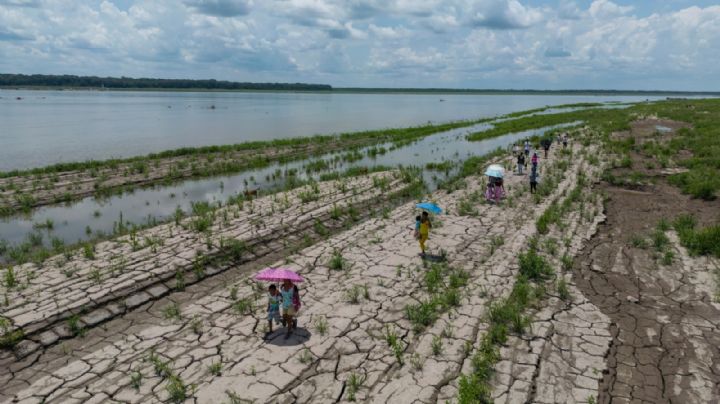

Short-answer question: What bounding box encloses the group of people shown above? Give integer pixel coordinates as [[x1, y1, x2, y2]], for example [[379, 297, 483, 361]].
[[513, 139, 541, 192], [266, 279, 302, 339], [513, 131, 568, 193], [265, 132, 572, 340]]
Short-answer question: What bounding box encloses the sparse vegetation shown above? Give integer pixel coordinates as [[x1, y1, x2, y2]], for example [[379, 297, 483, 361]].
[[162, 303, 182, 321]]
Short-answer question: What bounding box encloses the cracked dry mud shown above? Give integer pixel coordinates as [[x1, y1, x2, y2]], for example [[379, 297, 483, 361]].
[[572, 188, 720, 403], [3, 122, 715, 404], [0, 134, 590, 404], [0, 172, 408, 355], [490, 119, 720, 404]]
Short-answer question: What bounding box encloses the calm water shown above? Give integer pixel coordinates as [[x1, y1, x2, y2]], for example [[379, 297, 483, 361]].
[[0, 121, 576, 248], [0, 90, 663, 171]]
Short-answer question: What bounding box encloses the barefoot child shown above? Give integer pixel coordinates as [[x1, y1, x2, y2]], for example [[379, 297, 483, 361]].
[[266, 285, 282, 335]]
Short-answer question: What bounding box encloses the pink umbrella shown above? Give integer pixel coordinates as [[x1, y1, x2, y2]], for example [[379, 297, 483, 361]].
[[254, 268, 304, 283]]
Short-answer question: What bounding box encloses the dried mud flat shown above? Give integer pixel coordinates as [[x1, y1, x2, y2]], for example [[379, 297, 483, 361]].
[[571, 119, 720, 403], [1, 121, 718, 403]]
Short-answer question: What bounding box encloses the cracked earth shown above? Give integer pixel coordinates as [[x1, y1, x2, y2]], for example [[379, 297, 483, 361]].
[[1, 122, 718, 403]]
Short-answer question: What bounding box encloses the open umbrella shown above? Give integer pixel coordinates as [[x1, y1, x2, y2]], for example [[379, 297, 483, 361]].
[[484, 164, 504, 178], [416, 202, 442, 215], [255, 268, 304, 283]]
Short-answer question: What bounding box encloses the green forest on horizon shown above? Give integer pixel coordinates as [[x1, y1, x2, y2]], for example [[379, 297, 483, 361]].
[[1, 73, 718, 95]]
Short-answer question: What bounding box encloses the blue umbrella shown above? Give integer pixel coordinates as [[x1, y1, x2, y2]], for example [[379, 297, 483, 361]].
[[484, 164, 505, 179], [416, 202, 442, 215]]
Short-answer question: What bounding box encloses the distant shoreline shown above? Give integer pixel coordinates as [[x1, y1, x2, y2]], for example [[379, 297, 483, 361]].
[[1, 86, 717, 97]]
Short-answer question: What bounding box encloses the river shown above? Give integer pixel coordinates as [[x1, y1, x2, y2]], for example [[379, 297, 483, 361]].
[[0, 89, 663, 172]]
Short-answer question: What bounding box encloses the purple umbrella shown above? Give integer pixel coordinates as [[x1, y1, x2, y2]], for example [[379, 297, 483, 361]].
[[254, 268, 305, 283]]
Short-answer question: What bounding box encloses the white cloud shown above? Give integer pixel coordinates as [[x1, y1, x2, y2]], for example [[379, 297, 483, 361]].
[[588, 0, 633, 18], [0, 0, 719, 89], [468, 0, 544, 29]]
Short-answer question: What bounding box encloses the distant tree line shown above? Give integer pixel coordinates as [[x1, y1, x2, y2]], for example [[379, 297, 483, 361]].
[[336, 87, 720, 96], [0, 73, 332, 91]]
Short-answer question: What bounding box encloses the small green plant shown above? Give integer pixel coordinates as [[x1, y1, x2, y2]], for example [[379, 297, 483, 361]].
[[518, 249, 553, 281], [431, 335, 443, 356], [561, 254, 573, 271], [208, 361, 222, 376], [166, 374, 187, 403], [314, 220, 329, 237], [3, 266, 16, 288], [130, 370, 142, 390], [298, 348, 313, 364], [67, 314, 85, 337], [83, 243, 95, 260], [630, 234, 648, 249], [557, 278, 570, 301], [226, 239, 246, 261], [346, 372, 366, 401], [652, 229, 670, 251], [392, 340, 405, 365], [88, 268, 102, 284], [409, 352, 424, 370], [175, 270, 185, 291], [229, 285, 238, 301], [232, 298, 252, 315], [490, 235, 504, 254], [328, 249, 349, 271], [330, 204, 342, 220], [314, 316, 329, 336], [346, 285, 362, 304], [191, 315, 203, 335], [384, 325, 398, 347], [0, 318, 24, 349], [162, 303, 182, 321], [657, 219, 671, 232], [661, 250, 675, 266]]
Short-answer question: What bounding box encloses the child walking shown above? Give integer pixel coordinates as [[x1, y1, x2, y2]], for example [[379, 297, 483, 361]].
[[266, 284, 282, 336], [280, 279, 298, 339]]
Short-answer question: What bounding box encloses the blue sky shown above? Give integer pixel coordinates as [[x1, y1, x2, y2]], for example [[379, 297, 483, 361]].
[[0, 0, 719, 90]]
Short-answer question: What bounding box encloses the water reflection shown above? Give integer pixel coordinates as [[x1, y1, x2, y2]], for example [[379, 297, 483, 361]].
[[0, 121, 578, 248]]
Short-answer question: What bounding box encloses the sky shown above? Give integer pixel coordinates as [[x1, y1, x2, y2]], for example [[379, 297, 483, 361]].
[[0, 0, 719, 90]]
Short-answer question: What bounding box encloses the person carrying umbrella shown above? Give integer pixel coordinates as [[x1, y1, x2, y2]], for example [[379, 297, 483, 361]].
[[414, 203, 440, 258], [255, 268, 304, 339], [418, 211, 432, 257], [280, 279, 301, 339]]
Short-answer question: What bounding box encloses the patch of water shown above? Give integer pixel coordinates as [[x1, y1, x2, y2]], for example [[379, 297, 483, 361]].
[[0, 122, 576, 250]]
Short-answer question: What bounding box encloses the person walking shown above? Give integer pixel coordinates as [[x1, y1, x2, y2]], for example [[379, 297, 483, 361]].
[[517, 153, 525, 175], [418, 211, 432, 257], [529, 168, 539, 193], [531, 152, 539, 171], [523, 139, 530, 157], [280, 279, 299, 339]]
